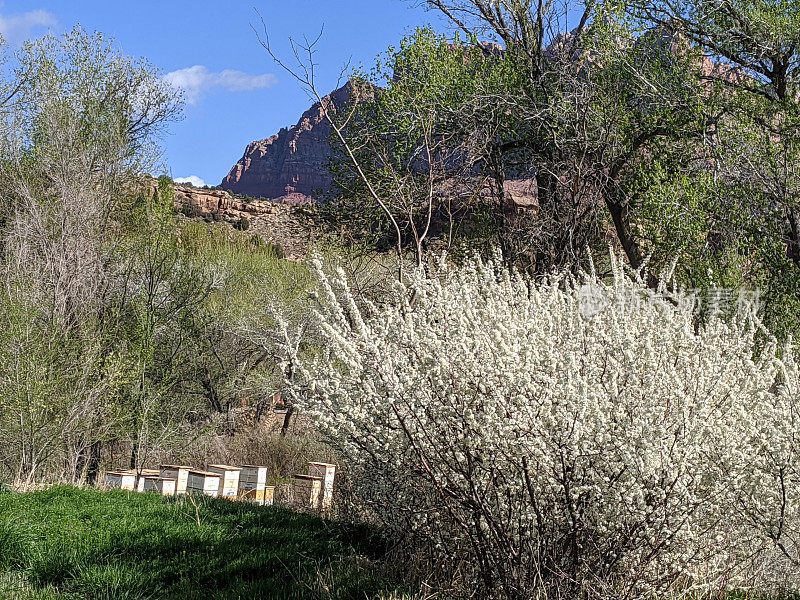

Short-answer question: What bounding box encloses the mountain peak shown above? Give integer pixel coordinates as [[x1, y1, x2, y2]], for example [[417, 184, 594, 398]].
[[220, 83, 354, 201]]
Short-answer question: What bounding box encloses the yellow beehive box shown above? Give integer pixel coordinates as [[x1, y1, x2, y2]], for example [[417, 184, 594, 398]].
[[238, 485, 275, 506], [104, 471, 137, 491], [207, 465, 241, 499], [142, 476, 177, 496], [159, 465, 192, 495], [186, 470, 221, 496], [308, 462, 336, 509], [293, 474, 323, 511], [136, 469, 161, 492]]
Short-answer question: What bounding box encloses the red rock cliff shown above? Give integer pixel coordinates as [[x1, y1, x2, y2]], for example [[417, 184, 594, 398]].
[[220, 83, 354, 200]]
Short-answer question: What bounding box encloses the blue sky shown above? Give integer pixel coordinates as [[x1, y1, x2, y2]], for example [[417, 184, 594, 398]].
[[1, 1, 445, 186]]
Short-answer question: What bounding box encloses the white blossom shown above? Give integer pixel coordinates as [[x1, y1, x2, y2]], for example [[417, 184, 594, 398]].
[[288, 253, 800, 599]]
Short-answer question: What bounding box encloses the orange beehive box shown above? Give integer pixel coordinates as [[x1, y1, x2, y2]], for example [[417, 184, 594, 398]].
[[142, 476, 177, 496], [207, 465, 241, 498], [159, 465, 192, 495], [186, 470, 221, 496], [293, 474, 323, 511], [308, 462, 336, 509]]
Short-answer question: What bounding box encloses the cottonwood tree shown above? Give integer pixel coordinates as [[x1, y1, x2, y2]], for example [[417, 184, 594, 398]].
[[625, 0, 800, 336], [325, 30, 506, 264], [0, 28, 182, 484], [115, 179, 212, 471], [322, 2, 714, 276]]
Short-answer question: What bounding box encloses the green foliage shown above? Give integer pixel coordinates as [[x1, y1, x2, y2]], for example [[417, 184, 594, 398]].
[[0, 486, 405, 599], [233, 214, 250, 231], [180, 203, 203, 219], [325, 28, 518, 255]]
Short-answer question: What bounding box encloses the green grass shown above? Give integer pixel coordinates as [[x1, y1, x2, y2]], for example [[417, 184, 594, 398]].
[[0, 486, 407, 599]]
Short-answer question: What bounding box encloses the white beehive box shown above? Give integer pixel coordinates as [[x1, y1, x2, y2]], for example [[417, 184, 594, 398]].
[[207, 465, 241, 499], [293, 475, 323, 511], [142, 476, 177, 496], [136, 469, 160, 492], [104, 471, 137, 491], [308, 462, 336, 509], [186, 470, 221, 496], [159, 465, 192, 495]]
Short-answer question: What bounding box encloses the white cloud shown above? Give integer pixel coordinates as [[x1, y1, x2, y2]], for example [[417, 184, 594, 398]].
[[174, 175, 206, 188], [0, 8, 57, 44], [164, 65, 278, 105]]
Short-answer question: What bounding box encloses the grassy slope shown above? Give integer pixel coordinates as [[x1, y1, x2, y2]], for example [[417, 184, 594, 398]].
[[0, 486, 406, 600]]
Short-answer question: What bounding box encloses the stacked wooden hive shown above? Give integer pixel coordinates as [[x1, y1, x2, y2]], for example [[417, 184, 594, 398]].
[[292, 462, 336, 512]]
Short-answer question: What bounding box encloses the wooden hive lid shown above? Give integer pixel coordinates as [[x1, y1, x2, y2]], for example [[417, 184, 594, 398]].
[[160, 464, 193, 469], [294, 474, 324, 481], [208, 464, 242, 471], [187, 469, 222, 478]]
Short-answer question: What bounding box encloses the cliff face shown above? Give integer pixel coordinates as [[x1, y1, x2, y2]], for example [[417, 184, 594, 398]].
[[220, 84, 354, 201], [161, 182, 312, 260]]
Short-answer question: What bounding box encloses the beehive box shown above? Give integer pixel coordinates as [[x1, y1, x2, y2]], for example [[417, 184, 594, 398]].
[[104, 471, 137, 491], [238, 466, 268, 505], [238, 483, 275, 506], [308, 462, 336, 509], [207, 465, 241, 499], [159, 465, 192, 495], [135, 469, 161, 493], [293, 475, 323, 511], [239, 466, 268, 488], [186, 470, 221, 496], [142, 476, 177, 496]]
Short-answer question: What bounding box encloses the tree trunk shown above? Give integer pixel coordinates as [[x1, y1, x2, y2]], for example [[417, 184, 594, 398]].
[[86, 441, 101, 485]]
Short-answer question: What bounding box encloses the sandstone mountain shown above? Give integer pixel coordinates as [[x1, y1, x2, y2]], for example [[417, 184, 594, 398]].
[[220, 84, 354, 201]]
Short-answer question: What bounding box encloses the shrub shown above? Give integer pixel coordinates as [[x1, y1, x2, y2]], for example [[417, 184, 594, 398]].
[[180, 203, 202, 219], [234, 215, 250, 231], [289, 253, 800, 599]]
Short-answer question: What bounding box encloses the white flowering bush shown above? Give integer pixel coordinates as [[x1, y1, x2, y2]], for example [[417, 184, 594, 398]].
[[287, 254, 800, 599]]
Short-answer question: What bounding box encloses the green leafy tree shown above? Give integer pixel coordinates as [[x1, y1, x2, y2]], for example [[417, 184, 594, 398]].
[[0, 28, 183, 483], [627, 0, 800, 335]]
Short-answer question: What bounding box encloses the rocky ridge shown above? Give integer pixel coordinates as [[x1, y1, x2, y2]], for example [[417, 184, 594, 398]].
[[171, 183, 312, 260]]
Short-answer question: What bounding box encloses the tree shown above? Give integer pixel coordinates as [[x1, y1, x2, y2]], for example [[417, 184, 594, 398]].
[[0, 27, 183, 484], [626, 0, 800, 335], [115, 178, 211, 471], [315, 2, 714, 278]]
